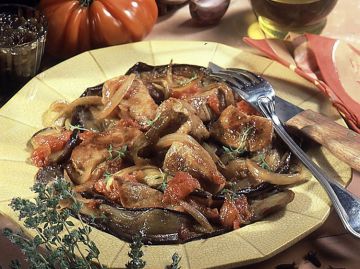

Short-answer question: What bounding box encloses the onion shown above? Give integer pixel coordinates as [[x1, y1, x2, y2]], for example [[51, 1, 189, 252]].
[[156, 133, 198, 149], [94, 74, 136, 120], [246, 159, 307, 185], [179, 200, 213, 233]]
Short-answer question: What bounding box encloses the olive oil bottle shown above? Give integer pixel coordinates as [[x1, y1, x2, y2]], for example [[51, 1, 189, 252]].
[[250, 0, 338, 38]]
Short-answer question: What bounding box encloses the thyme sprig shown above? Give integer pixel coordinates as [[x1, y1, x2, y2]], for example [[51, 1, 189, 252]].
[[177, 73, 198, 86], [125, 235, 146, 269], [4, 179, 103, 269], [144, 114, 160, 127], [168, 253, 181, 269], [257, 153, 271, 171], [222, 125, 255, 158], [107, 144, 128, 161], [155, 170, 169, 192], [3, 180, 182, 269], [69, 124, 91, 132]]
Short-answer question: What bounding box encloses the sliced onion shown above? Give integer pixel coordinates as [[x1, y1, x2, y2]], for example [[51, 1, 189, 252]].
[[94, 74, 136, 120], [179, 200, 213, 233], [246, 159, 307, 185], [156, 133, 198, 149]]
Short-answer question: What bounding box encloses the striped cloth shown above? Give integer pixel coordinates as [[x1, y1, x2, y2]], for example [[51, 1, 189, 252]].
[[244, 34, 360, 133]]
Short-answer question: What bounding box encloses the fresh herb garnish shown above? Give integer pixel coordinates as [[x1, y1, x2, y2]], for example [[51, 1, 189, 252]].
[[177, 73, 198, 86], [107, 144, 128, 161], [4, 179, 104, 269], [157, 170, 169, 192], [168, 252, 181, 269], [144, 114, 160, 127], [69, 124, 91, 132], [3, 180, 182, 269], [220, 188, 239, 202], [125, 235, 146, 269], [257, 153, 271, 171], [222, 125, 255, 158]]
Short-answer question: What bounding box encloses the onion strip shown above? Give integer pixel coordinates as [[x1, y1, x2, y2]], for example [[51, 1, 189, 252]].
[[94, 74, 136, 120], [179, 200, 214, 233], [246, 159, 307, 185], [50, 96, 103, 118], [156, 133, 198, 149]]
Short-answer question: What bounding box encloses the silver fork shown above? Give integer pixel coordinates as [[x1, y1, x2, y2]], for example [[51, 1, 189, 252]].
[[208, 62, 360, 239]]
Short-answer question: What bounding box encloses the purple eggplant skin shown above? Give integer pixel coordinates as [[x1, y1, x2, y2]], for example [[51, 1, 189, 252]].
[[35, 164, 64, 184], [81, 83, 103, 97]]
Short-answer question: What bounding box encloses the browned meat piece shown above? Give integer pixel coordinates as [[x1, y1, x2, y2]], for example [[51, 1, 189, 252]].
[[163, 137, 226, 194], [145, 98, 209, 144], [118, 78, 158, 130], [210, 105, 273, 152], [68, 126, 142, 184], [118, 181, 164, 208], [94, 177, 164, 208], [186, 82, 235, 122], [69, 143, 108, 185]]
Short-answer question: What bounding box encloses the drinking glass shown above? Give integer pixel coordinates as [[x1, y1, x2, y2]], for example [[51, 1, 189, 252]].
[[250, 0, 338, 39], [0, 4, 47, 101]]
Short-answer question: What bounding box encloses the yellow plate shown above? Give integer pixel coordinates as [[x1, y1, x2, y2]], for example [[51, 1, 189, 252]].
[[0, 41, 351, 269]]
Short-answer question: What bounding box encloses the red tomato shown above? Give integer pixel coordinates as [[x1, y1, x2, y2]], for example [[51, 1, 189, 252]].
[[236, 100, 260, 115], [207, 93, 221, 115], [162, 172, 201, 205], [31, 130, 72, 167], [39, 0, 158, 58]]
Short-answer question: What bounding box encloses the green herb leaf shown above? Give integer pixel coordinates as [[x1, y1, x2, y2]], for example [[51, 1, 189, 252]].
[[168, 252, 182, 269], [107, 144, 128, 161], [125, 235, 146, 269], [69, 124, 90, 132], [5, 179, 105, 269]]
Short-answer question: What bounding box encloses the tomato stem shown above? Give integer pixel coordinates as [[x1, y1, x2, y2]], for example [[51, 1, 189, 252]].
[[80, 0, 92, 6]]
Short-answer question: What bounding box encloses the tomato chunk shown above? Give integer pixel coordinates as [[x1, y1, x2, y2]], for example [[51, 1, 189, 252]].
[[219, 195, 252, 229], [207, 94, 221, 115], [236, 100, 260, 115], [31, 130, 72, 167], [162, 172, 201, 205]]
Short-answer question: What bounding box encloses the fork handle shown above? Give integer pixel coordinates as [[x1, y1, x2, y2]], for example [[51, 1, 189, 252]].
[[286, 109, 360, 172], [258, 97, 360, 239]]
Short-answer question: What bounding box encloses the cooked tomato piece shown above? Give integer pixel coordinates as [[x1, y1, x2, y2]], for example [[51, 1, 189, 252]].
[[162, 172, 201, 205], [79, 131, 95, 141], [236, 100, 260, 115], [207, 93, 221, 115], [235, 195, 253, 221], [31, 130, 72, 167], [118, 118, 141, 129], [171, 83, 201, 99], [219, 195, 252, 229], [219, 199, 242, 229]]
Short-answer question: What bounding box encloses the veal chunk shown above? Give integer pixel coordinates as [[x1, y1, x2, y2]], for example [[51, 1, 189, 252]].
[[119, 78, 158, 130], [69, 126, 142, 184], [210, 105, 273, 152], [143, 98, 209, 146], [163, 139, 226, 194]]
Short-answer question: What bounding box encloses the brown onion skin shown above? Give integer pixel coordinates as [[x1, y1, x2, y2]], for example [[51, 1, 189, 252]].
[[189, 0, 230, 26]]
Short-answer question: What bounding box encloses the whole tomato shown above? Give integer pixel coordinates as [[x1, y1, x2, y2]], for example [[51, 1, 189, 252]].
[[40, 0, 158, 58]]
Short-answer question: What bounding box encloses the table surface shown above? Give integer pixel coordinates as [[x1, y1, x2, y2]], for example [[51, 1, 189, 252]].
[[1, 1, 360, 268]]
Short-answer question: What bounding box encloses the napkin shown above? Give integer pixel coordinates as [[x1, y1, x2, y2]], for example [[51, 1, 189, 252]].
[[243, 34, 360, 133]]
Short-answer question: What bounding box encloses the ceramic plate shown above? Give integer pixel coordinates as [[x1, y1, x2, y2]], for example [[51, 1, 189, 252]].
[[0, 41, 351, 269]]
